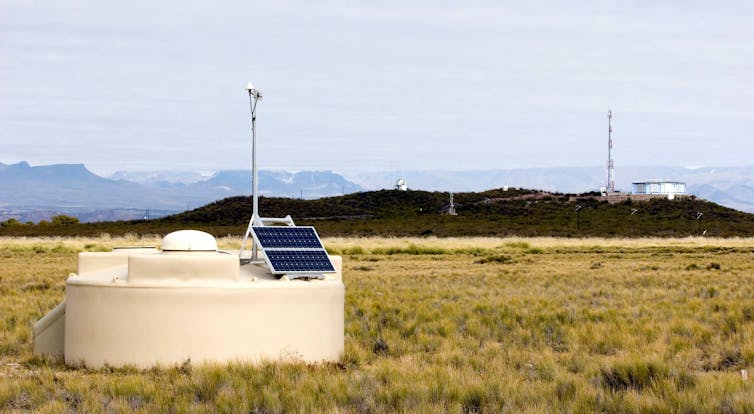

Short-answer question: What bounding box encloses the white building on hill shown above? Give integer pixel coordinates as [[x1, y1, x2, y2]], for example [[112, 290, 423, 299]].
[[632, 180, 686, 196]]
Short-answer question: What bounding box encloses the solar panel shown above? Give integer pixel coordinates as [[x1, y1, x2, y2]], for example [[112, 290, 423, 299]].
[[265, 250, 335, 273], [250, 226, 335, 275], [252, 226, 323, 249]]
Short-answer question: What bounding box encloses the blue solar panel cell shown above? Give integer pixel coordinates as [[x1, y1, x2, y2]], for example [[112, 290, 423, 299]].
[[252, 227, 323, 249], [265, 250, 335, 273]]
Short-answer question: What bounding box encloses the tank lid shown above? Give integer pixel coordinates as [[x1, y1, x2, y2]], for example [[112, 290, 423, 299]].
[[161, 230, 218, 252]]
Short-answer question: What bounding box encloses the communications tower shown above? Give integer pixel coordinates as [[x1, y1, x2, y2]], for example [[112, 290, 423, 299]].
[[606, 109, 615, 193]]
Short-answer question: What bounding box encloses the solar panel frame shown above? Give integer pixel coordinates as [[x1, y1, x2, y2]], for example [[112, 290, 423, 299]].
[[264, 250, 335, 274], [252, 226, 324, 249], [250, 226, 336, 275]]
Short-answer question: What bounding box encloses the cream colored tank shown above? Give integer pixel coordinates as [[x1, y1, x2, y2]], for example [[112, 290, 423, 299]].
[[33, 230, 344, 368]]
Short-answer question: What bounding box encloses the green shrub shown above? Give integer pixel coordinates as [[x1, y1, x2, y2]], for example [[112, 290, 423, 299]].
[[51, 215, 79, 225], [0, 218, 22, 228]]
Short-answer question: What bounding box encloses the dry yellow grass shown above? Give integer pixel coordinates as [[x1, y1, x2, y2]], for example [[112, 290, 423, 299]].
[[324, 235, 754, 250], [2, 234, 751, 252], [1, 236, 754, 412]]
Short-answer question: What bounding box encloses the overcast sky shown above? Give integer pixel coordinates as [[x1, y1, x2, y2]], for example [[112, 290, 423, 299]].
[[1, 1, 753, 175]]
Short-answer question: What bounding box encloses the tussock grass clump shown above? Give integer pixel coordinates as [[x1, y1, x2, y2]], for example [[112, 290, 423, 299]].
[[600, 359, 671, 391], [707, 262, 722, 270], [474, 254, 514, 264], [326, 245, 367, 255], [372, 244, 449, 255], [20, 281, 51, 292], [709, 348, 745, 371], [504, 241, 530, 249], [0, 243, 78, 255]]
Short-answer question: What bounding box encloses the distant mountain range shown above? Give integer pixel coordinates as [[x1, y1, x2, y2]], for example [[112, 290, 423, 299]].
[[0, 162, 363, 222], [1, 161, 752, 222]]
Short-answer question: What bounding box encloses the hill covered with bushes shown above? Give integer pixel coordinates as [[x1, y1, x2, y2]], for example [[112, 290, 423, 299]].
[[1, 188, 753, 238]]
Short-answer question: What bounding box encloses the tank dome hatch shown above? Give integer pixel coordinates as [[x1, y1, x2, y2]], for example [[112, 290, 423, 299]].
[[161, 230, 218, 252]]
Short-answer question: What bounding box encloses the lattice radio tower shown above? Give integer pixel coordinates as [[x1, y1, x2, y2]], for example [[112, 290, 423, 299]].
[[606, 109, 615, 193]]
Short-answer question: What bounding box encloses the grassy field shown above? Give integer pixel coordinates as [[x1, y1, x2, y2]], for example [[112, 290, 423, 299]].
[[2, 236, 754, 412]]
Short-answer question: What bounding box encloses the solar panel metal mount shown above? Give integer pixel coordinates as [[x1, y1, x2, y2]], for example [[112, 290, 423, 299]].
[[239, 214, 295, 264]]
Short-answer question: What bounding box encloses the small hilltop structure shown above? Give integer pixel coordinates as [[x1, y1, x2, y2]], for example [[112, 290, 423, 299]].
[[632, 180, 687, 199], [600, 110, 688, 204]]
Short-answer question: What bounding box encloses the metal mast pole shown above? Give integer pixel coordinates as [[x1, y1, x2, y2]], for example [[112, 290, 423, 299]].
[[607, 109, 614, 193], [250, 89, 259, 260], [240, 82, 262, 262]]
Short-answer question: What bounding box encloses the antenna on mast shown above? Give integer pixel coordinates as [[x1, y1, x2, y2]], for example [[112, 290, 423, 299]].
[[606, 109, 615, 193], [239, 81, 263, 262]]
